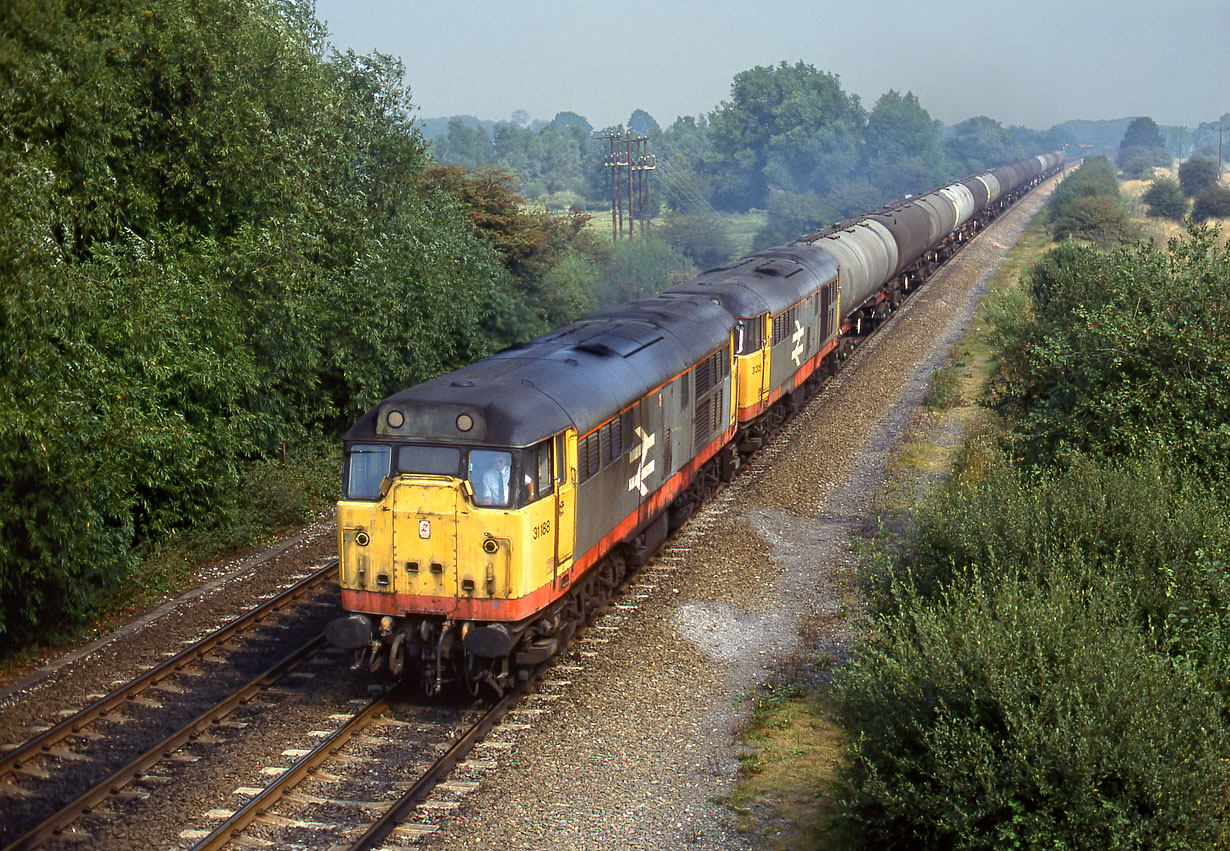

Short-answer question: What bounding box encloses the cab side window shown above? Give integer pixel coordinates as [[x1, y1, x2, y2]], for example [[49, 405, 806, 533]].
[[532, 441, 553, 501]]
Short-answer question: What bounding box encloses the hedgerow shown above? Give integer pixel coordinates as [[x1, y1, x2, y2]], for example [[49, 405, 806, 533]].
[[836, 214, 1230, 846], [836, 567, 1230, 850]]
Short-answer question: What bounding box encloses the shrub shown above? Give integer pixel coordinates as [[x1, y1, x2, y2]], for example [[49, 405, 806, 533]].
[[990, 229, 1230, 481], [1178, 156, 1219, 196], [835, 569, 1230, 849], [1116, 145, 1159, 180], [1140, 175, 1186, 219], [923, 365, 962, 411], [654, 210, 737, 270], [1192, 182, 1230, 222], [1050, 196, 1133, 243]]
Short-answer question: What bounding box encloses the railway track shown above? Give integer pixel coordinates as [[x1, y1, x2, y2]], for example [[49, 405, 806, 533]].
[[186, 674, 532, 849], [0, 561, 339, 850]]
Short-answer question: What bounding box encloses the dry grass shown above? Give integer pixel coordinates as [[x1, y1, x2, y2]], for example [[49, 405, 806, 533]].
[[1122, 169, 1230, 245]]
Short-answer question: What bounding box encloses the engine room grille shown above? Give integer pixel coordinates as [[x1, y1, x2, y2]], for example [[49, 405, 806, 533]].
[[694, 387, 724, 446]]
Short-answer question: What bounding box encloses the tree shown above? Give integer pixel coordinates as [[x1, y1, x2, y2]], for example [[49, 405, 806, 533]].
[[1141, 175, 1187, 219], [946, 116, 1024, 173], [1192, 183, 1230, 222], [0, 0, 511, 647], [1118, 116, 1170, 177], [552, 111, 592, 133], [627, 109, 660, 136], [1120, 116, 1167, 152], [706, 61, 865, 210], [1118, 146, 1161, 180], [863, 90, 946, 198], [1178, 157, 1219, 196], [431, 117, 494, 168], [753, 188, 839, 250]]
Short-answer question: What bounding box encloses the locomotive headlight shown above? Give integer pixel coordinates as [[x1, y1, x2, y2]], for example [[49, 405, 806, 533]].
[[355, 531, 370, 547], [456, 413, 474, 432], [386, 409, 405, 429], [482, 538, 499, 554]]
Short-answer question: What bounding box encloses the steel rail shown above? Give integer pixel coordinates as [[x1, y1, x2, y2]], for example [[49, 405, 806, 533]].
[[347, 677, 533, 850], [191, 688, 394, 851], [0, 560, 337, 783], [3, 634, 327, 851]]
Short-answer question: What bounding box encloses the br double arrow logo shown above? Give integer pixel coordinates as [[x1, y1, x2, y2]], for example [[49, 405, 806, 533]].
[[627, 426, 656, 496]]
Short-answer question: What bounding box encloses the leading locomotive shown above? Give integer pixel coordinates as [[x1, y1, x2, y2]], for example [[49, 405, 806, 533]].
[[325, 152, 1065, 694]]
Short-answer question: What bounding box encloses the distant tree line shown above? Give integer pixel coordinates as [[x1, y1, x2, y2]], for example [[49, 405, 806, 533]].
[[430, 61, 1059, 259]]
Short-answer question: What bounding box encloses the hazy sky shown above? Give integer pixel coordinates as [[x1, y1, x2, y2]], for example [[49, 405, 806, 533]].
[[312, 0, 1230, 132]]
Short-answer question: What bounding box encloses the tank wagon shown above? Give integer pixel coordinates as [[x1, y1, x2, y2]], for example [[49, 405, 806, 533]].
[[326, 151, 1064, 694]]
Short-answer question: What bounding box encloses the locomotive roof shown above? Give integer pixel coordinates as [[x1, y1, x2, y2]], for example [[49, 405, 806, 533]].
[[666, 244, 838, 316], [345, 293, 734, 448]]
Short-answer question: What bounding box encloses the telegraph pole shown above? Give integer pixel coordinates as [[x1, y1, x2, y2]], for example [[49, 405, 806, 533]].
[[603, 131, 655, 240]]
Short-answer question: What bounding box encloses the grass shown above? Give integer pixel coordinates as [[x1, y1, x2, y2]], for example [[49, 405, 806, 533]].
[[1121, 169, 1230, 245], [725, 689, 851, 850]]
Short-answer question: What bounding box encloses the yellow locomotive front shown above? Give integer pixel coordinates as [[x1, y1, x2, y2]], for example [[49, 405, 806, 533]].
[[326, 397, 578, 695]]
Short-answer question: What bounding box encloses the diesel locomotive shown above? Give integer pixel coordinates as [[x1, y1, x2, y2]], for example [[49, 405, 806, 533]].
[[325, 152, 1065, 694]]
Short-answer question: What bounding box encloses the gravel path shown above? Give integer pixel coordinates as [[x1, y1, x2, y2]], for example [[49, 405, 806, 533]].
[[414, 179, 1058, 851]]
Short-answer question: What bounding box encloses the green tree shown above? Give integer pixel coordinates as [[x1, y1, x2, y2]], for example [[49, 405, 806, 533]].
[[946, 116, 1024, 173], [753, 188, 839, 250], [1141, 175, 1187, 218], [655, 115, 717, 213], [432, 117, 494, 168], [1119, 116, 1168, 152], [1178, 156, 1219, 196], [706, 61, 865, 210], [0, 0, 510, 647], [1117, 116, 1170, 177], [862, 90, 946, 198], [627, 109, 660, 135]]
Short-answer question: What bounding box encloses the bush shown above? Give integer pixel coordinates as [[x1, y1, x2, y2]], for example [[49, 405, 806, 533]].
[[1116, 145, 1160, 180], [1140, 175, 1186, 219], [835, 569, 1230, 850], [1050, 196, 1133, 243], [989, 229, 1230, 481], [654, 210, 737, 270], [603, 236, 695, 302], [923, 365, 962, 411], [1192, 182, 1230, 222], [1047, 157, 1132, 244], [1178, 157, 1219, 196]]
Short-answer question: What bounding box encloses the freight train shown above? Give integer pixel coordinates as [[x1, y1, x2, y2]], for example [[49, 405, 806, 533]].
[[325, 152, 1065, 694]]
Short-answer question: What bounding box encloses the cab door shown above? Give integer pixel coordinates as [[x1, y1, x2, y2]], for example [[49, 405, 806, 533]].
[[757, 312, 772, 407], [554, 431, 577, 583]]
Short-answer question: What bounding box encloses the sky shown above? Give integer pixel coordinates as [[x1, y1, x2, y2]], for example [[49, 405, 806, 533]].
[[312, 0, 1230, 132]]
